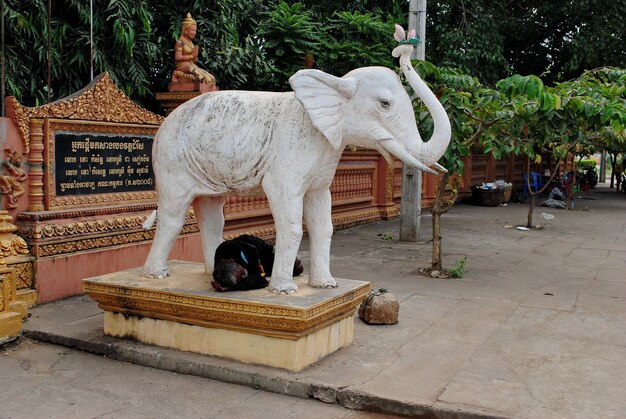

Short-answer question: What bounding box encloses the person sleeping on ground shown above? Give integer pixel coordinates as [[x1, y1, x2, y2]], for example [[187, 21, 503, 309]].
[[211, 234, 304, 292]]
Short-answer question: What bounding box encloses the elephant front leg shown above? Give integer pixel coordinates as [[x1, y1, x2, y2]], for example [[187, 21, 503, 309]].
[[304, 188, 338, 288], [143, 194, 193, 279], [264, 181, 304, 294], [192, 196, 226, 274]]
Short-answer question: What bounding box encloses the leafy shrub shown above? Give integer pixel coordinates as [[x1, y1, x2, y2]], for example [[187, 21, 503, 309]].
[[577, 159, 597, 169], [449, 256, 468, 278]]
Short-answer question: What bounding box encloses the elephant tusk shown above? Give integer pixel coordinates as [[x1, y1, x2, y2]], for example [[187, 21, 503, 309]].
[[433, 163, 448, 173], [376, 144, 395, 165], [379, 140, 437, 175]]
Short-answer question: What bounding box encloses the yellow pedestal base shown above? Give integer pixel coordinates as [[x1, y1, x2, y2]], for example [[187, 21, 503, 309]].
[[0, 311, 22, 344], [16, 289, 38, 309], [105, 311, 354, 371], [83, 261, 370, 371], [8, 300, 28, 319]]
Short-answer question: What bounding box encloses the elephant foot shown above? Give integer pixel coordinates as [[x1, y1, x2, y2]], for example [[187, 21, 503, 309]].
[[309, 276, 339, 289], [142, 265, 170, 280], [267, 280, 298, 295]]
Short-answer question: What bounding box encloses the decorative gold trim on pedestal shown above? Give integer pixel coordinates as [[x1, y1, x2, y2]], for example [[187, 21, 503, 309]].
[[83, 262, 371, 340], [0, 269, 14, 304], [84, 282, 369, 339], [7, 73, 163, 153], [155, 91, 203, 101]]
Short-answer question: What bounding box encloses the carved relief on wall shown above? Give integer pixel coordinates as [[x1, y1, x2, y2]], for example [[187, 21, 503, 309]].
[[393, 166, 403, 198], [6, 73, 163, 154], [0, 272, 5, 311], [7, 261, 33, 290], [18, 209, 197, 258], [0, 148, 28, 209]]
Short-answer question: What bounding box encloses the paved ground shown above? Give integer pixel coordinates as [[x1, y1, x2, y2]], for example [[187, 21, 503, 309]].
[[3, 184, 626, 418], [0, 339, 392, 419]]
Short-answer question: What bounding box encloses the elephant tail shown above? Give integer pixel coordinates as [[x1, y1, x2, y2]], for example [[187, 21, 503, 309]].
[[143, 210, 157, 230]]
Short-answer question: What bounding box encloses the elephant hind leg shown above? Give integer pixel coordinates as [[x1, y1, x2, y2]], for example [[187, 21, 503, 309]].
[[143, 194, 194, 279], [192, 196, 226, 274]]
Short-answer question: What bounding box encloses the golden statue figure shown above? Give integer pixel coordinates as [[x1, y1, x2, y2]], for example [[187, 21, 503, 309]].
[[171, 13, 216, 88]]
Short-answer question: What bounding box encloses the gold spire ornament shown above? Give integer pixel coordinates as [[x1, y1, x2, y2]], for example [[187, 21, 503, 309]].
[[181, 13, 197, 33]]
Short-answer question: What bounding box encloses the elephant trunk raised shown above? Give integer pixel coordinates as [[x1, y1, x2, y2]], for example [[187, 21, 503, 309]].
[[390, 43, 451, 173]]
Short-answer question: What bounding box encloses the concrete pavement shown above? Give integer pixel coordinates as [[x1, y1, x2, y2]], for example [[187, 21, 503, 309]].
[[8, 184, 626, 418], [1, 339, 391, 419]]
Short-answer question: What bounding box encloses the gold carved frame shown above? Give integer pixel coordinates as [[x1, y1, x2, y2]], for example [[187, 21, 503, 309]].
[[44, 119, 158, 210]]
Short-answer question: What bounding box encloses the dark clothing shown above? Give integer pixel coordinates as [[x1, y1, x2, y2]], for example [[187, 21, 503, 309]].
[[212, 235, 304, 291], [237, 235, 276, 276], [213, 235, 272, 291]]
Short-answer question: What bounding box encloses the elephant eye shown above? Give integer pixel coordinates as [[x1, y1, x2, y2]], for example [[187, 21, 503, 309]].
[[380, 100, 390, 108]]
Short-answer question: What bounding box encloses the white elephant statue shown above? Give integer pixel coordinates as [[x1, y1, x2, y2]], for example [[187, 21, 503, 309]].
[[142, 26, 451, 294]]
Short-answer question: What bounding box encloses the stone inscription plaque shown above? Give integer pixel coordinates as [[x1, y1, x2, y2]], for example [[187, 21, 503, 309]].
[[54, 132, 154, 196]]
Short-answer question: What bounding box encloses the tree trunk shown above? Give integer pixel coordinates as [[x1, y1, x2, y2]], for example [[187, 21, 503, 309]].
[[610, 153, 617, 189], [565, 184, 572, 210], [524, 152, 567, 223], [431, 173, 448, 271], [526, 193, 536, 228], [432, 211, 442, 271], [525, 158, 535, 228]]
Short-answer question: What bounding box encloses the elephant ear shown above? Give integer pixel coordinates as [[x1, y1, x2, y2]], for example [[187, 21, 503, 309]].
[[289, 70, 357, 150]]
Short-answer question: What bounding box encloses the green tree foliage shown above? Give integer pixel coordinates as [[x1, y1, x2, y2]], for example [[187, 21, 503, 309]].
[[408, 57, 625, 267], [541, 2, 626, 82], [428, 0, 626, 85], [2, 0, 404, 108], [5, 1, 623, 108], [291, 0, 404, 19], [257, 2, 398, 90], [427, 1, 511, 85], [3, 0, 275, 108], [256, 1, 322, 90], [409, 60, 505, 270], [317, 11, 396, 77], [4, 0, 157, 106], [494, 66, 625, 226], [149, 1, 271, 93]]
